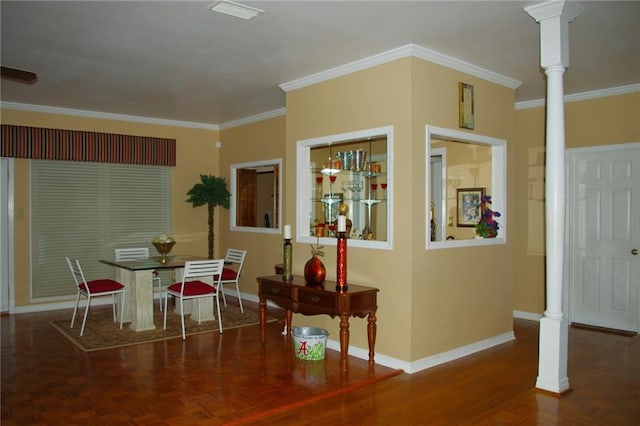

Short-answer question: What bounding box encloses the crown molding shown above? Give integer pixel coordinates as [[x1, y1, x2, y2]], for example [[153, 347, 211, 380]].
[[0, 102, 220, 131], [515, 83, 640, 110], [280, 43, 521, 93], [219, 108, 286, 130]]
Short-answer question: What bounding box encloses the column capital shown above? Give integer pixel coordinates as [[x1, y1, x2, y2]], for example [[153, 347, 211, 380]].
[[525, 0, 583, 23], [525, 1, 584, 69]]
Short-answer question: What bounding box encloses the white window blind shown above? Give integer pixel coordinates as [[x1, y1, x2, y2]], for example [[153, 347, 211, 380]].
[[31, 160, 172, 299]]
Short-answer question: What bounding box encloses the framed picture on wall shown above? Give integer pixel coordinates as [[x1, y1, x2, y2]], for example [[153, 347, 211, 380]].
[[459, 82, 475, 129], [457, 187, 485, 227]]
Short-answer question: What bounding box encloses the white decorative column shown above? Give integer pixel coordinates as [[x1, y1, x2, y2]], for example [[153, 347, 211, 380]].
[[525, 0, 583, 394]]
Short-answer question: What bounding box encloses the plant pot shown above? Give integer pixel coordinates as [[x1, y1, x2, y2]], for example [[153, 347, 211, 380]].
[[304, 255, 326, 286]]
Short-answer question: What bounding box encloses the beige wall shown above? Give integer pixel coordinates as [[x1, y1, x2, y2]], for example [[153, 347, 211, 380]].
[[513, 92, 640, 315], [282, 57, 516, 362], [409, 59, 516, 359], [1, 108, 219, 307], [218, 115, 287, 299]]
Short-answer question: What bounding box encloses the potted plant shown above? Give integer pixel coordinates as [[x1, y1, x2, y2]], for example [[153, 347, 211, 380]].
[[186, 174, 231, 259], [475, 195, 501, 238]]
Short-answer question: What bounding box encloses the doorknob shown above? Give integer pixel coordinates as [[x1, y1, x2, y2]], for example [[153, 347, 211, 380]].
[[632, 249, 639, 255]]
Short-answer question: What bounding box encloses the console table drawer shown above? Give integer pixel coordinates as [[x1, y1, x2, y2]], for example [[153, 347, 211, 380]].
[[260, 281, 294, 300], [297, 288, 337, 310]]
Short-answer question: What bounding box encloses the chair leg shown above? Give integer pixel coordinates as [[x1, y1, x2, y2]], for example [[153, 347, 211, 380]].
[[119, 292, 125, 329], [155, 277, 163, 312], [235, 283, 244, 313], [163, 292, 169, 330], [179, 298, 186, 340], [215, 294, 223, 334], [111, 294, 117, 323], [70, 292, 81, 328], [219, 282, 228, 307], [80, 295, 91, 336]]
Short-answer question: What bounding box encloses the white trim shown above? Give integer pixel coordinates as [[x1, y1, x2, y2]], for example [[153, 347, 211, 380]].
[[296, 126, 394, 251], [0, 102, 220, 131], [346, 330, 515, 374], [219, 108, 286, 130], [281, 43, 520, 93], [230, 158, 283, 235], [515, 83, 640, 110], [566, 141, 640, 154], [514, 310, 543, 321], [425, 125, 507, 250]]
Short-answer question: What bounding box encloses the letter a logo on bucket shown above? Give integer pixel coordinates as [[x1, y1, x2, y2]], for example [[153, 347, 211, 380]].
[[297, 340, 308, 356]]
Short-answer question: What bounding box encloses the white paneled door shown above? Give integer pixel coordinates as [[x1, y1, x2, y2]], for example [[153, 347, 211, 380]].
[[568, 144, 640, 332]]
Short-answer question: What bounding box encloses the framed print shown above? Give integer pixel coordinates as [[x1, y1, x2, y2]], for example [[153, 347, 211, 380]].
[[457, 187, 485, 227], [459, 82, 474, 129]]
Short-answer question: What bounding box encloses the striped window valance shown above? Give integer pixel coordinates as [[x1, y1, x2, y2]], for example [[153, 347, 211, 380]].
[[1, 124, 176, 166]]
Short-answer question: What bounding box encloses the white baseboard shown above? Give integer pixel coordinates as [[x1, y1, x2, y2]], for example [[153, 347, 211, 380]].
[[13, 292, 530, 376], [513, 310, 542, 321]]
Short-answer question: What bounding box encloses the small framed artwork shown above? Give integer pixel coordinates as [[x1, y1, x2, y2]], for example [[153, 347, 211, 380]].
[[457, 187, 485, 227], [459, 82, 474, 129]]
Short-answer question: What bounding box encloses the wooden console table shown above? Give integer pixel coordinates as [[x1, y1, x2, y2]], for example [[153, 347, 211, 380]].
[[257, 275, 379, 371]]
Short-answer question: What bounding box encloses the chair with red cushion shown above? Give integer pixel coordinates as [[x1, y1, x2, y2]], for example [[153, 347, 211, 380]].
[[216, 248, 247, 313], [163, 259, 224, 339], [66, 256, 126, 336]]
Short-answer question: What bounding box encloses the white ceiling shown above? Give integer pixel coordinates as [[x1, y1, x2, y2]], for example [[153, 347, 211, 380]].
[[1, 1, 638, 127]]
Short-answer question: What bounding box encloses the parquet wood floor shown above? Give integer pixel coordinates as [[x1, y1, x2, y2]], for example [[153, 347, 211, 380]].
[[2, 298, 638, 425]]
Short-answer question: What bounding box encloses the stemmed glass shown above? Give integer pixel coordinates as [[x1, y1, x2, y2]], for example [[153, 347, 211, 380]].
[[327, 222, 336, 238], [315, 176, 323, 198], [371, 182, 378, 198], [381, 182, 387, 196]]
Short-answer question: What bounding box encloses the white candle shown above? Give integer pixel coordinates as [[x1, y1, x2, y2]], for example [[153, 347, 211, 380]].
[[284, 224, 291, 239], [337, 215, 346, 232]]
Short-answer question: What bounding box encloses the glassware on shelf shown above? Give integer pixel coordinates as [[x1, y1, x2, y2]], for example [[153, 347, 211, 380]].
[[315, 176, 323, 198], [381, 182, 387, 192], [329, 175, 337, 183]]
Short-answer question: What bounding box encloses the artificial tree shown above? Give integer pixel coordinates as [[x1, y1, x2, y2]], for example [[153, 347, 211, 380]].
[[186, 174, 231, 259]]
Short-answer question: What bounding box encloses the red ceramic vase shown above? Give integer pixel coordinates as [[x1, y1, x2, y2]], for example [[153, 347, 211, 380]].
[[304, 255, 326, 286]]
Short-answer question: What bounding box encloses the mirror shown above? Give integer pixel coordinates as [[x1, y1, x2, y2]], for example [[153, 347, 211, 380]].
[[426, 125, 506, 249], [297, 126, 393, 250], [230, 158, 282, 234]]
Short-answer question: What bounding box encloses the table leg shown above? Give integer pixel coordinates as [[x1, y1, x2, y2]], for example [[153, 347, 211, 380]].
[[339, 313, 350, 371], [116, 268, 156, 332], [285, 309, 292, 337], [367, 310, 377, 368], [259, 295, 266, 343]]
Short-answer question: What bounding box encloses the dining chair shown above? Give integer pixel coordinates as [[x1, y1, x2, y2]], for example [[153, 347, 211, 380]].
[[114, 247, 164, 311], [66, 257, 126, 336], [163, 259, 224, 339], [216, 248, 247, 313]]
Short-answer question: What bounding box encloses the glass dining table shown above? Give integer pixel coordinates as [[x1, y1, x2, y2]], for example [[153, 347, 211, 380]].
[[100, 255, 210, 332]]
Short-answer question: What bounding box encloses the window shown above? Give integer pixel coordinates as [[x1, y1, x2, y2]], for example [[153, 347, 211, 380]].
[[31, 160, 172, 299], [297, 126, 393, 250], [230, 158, 282, 234], [426, 125, 506, 249]]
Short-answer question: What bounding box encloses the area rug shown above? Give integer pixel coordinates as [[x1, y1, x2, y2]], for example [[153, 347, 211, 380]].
[[50, 304, 276, 352]]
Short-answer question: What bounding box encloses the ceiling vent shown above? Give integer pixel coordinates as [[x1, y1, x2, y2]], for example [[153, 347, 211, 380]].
[[209, 1, 264, 20]]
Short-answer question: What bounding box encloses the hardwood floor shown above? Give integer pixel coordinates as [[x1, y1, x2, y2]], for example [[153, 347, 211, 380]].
[[2, 299, 638, 425]]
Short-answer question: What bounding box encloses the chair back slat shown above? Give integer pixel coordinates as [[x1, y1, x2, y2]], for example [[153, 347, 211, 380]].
[[115, 247, 150, 261], [224, 249, 246, 271], [183, 259, 225, 281]]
